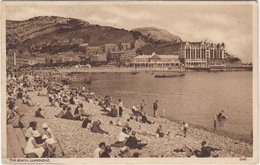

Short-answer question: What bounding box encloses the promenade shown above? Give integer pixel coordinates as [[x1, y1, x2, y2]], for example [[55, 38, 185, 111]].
[[57, 67, 184, 73]]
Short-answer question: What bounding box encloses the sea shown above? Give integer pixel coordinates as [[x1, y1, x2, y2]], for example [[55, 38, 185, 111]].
[[71, 71, 253, 142]]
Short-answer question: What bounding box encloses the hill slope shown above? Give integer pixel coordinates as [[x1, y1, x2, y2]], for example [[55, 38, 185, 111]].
[[6, 16, 182, 55], [132, 27, 182, 44]]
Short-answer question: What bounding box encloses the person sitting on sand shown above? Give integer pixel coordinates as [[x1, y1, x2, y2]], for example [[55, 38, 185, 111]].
[[104, 95, 111, 107], [118, 146, 139, 158], [55, 106, 67, 118], [91, 120, 109, 134], [35, 107, 45, 118], [37, 88, 46, 96], [61, 107, 80, 120], [125, 131, 147, 149], [42, 123, 58, 158], [94, 142, 106, 157], [23, 91, 35, 106], [41, 134, 58, 158], [156, 124, 170, 138], [141, 113, 154, 124], [100, 146, 112, 158], [25, 121, 38, 141], [116, 118, 123, 127], [82, 117, 92, 129], [111, 128, 129, 147], [108, 105, 118, 117], [74, 103, 82, 118], [132, 106, 143, 116], [196, 141, 222, 157], [24, 130, 47, 158], [7, 105, 24, 128], [42, 123, 55, 140]]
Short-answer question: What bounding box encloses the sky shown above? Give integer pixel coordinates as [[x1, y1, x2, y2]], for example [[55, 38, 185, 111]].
[[5, 2, 256, 63]]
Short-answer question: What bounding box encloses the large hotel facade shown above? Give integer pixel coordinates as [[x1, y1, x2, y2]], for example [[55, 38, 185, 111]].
[[179, 41, 226, 67]]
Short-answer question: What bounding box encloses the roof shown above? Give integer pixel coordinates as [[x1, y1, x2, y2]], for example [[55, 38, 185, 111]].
[[134, 55, 179, 59]]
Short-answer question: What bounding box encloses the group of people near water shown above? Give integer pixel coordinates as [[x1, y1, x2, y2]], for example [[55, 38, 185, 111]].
[[6, 68, 223, 158]]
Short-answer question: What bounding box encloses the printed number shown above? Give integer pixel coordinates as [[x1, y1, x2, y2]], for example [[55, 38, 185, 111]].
[[240, 157, 247, 161]]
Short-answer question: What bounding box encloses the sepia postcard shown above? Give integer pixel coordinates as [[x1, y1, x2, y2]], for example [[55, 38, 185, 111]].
[[1, 1, 258, 164]]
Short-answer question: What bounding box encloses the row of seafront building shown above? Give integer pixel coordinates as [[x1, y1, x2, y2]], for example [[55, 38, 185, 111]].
[[7, 40, 245, 69]]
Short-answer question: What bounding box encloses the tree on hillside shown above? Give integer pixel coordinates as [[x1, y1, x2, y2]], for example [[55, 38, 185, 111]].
[[229, 57, 241, 63]]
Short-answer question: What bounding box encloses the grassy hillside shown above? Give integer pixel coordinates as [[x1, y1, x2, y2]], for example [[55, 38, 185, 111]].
[[6, 16, 182, 55]]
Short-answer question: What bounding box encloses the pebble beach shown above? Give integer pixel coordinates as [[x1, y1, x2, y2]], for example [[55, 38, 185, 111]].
[[17, 87, 253, 158]]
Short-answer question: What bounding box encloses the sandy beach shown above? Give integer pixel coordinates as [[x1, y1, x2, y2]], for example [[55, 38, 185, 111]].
[[16, 87, 253, 158]]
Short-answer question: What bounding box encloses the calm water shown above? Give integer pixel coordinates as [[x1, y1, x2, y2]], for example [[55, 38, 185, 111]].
[[73, 71, 253, 141]]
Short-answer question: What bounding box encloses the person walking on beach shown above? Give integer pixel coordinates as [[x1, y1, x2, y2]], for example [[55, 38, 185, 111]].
[[183, 122, 189, 137], [153, 100, 158, 117], [119, 99, 123, 117], [140, 100, 146, 112], [214, 115, 217, 128]]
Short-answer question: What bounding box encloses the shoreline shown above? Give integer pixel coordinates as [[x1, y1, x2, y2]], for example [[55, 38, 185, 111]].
[[34, 66, 252, 74], [47, 70, 252, 144], [34, 69, 253, 144]]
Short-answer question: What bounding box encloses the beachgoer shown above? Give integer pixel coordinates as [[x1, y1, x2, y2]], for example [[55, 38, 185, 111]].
[[118, 99, 123, 117], [35, 107, 45, 118], [41, 135, 58, 158], [162, 109, 165, 117], [55, 106, 67, 118], [217, 110, 225, 121], [118, 146, 137, 158], [153, 100, 158, 117], [109, 105, 118, 117], [197, 141, 221, 157], [111, 128, 129, 147], [140, 100, 146, 112], [183, 122, 189, 137], [91, 120, 109, 134], [82, 117, 92, 128], [24, 130, 46, 158], [42, 123, 55, 140], [125, 131, 147, 149], [94, 142, 106, 157], [7, 105, 24, 128], [116, 118, 123, 126], [214, 116, 217, 128], [156, 124, 170, 138], [141, 113, 154, 124], [132, 106, 143, 116], [61, 107, 79, 120], [100, 146, 112, 158], [25, 121, 38, 141]]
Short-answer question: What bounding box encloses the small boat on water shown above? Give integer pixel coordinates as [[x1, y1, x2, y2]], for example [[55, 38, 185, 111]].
[[61, 79, 72, 84], [154, 73, 185, 78], [131, 71, 139, 75]]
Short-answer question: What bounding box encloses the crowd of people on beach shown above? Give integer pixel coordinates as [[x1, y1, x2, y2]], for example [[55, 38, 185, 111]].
[[6, 68, 223, 158]]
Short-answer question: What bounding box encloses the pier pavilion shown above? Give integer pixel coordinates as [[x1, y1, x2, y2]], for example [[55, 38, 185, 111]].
[[129, 53, 183, 67]]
